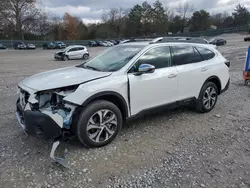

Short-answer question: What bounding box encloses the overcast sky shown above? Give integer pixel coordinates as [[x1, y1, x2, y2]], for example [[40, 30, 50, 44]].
[[40, 0, 250, 24]]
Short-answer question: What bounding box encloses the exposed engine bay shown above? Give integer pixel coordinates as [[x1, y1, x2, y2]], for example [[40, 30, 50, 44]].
[[38, 89, 77, 129], [17, 85, 79, 167]]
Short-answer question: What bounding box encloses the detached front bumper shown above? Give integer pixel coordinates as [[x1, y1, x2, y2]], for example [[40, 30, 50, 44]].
[[54, 54, 63, 60], [16, 102, 61, 138]]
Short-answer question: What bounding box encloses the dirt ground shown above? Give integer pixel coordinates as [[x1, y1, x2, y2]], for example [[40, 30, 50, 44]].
[[1, 34, 250, 188]]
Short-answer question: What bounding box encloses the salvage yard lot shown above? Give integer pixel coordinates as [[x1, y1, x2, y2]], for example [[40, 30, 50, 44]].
[[1, 34, 250, 188]]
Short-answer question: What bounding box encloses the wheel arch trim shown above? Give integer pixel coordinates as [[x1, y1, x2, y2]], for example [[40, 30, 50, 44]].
[[81, 91, 129, 118], [203, 75, 222, 94]]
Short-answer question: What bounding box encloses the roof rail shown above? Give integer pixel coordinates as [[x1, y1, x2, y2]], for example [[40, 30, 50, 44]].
[[150, 37, 208, 44]]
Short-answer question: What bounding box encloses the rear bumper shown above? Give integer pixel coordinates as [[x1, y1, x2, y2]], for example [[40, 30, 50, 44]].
[[16, 103, 61, 138], [220, 78, 230, 94]]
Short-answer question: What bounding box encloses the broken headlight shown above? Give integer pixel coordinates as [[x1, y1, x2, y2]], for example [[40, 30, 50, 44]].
[[34, 85, 79, 128]]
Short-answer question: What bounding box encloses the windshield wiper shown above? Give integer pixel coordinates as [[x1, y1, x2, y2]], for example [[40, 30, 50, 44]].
[[76, 62, 86, 68], [84, 65, 100, 71], [76, 62, 99, 71]]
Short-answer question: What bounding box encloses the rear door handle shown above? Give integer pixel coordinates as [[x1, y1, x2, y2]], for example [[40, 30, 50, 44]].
[[201, 68, 208, 72], [168, 74, 177, 78]]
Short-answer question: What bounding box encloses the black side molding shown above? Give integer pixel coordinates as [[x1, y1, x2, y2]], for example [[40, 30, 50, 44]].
[[127, 97, 196, 121]]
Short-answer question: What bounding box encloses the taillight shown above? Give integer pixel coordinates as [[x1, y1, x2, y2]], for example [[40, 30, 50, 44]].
[[225, 60, 230, 67]]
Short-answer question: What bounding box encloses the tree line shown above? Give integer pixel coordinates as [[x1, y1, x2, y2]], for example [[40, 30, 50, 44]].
[[0, 0, 249, 40]]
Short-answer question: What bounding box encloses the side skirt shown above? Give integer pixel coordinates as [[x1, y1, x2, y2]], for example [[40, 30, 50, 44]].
[[126, 97, 196, 122]]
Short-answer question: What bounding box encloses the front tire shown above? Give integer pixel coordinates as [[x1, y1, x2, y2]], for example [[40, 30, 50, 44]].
[[196, 82, 218, 113], [83, 54, 89, 60], [77, 100, 123, 147], [63, 55, 69, 61]]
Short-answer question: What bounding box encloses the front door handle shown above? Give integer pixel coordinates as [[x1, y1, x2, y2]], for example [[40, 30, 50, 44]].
[[201, 67, 208, 72], [168, 74, 177, 78]]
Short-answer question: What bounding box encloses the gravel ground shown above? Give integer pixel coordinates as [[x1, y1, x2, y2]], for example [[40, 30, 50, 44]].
[[1, 34, 250, 188]]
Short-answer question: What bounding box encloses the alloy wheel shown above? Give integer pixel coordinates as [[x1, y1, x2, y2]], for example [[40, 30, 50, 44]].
[[203, 86, 217, 110], [83, 54, 89, 60], [87, 109, 117, 143]]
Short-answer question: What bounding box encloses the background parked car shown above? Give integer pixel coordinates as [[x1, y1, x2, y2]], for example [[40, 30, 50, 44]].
[[104, 41, 114, 46], [54, 45, 89, 61], [209, 38, 227, 46], [95, 40, 103, 46], [244, 35, 250, 41], [14, 42, 26, 49], [120, 39, 130, 44], [53, 41, 66, 49], [43, 42, 55, 49], [88, 41, 97, 47], [26, 44, 36, 50], [110, 40, 120, 45], [0, 44, 6, 49]]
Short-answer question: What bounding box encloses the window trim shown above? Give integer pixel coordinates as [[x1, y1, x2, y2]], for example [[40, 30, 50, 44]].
[[127, 45, 172, 74]]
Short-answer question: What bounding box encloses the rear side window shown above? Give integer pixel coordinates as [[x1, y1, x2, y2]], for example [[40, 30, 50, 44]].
[[196, 47, 215, 60], [171, 46, 203, 65], [78, 47, 85, 51]]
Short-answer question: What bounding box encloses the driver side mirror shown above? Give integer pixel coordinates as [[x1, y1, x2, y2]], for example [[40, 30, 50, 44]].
[[134, 64, 155, 76]]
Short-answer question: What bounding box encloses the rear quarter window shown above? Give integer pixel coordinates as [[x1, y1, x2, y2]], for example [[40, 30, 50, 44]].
[[195, 47, 215, 60], [77, 47, 85, 51], [171, 46, 203, 65]]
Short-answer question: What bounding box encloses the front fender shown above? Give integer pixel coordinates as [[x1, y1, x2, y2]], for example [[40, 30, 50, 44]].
[[63, 75, 129, 106]]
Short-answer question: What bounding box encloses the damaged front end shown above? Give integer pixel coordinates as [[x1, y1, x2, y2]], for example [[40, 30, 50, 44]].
[[16, 85, 79, 167]]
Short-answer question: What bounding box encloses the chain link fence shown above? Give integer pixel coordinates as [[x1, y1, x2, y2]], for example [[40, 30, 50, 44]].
[[1, 25, 249, 48]]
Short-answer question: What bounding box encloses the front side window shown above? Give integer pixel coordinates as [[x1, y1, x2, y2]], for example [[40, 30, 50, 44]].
[[171, 46, 203, 66], [196, 47, 215, 60], [68, 48, 77, 52], [79, 45, 145, 72], [129, 46, 171, 73]]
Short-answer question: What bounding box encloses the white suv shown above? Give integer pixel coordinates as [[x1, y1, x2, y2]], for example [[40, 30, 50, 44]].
[[16, 40, 230, 148], [54, 45, 89, 61]]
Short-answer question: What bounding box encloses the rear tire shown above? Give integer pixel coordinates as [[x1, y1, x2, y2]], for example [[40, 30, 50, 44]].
[[77, 100, 123, 148], [196, 82, 218, 113]]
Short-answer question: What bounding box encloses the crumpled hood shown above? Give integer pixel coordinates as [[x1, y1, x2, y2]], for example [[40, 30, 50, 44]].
[[55, 51, 64, 55], [19, 66, 111, 91]]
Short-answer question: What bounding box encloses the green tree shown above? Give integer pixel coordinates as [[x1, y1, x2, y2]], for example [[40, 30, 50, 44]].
[[77, 21, 88, 40], [169, 15, 183, 33], [141, 1, 154, 36], [222, 16, 234, 28], [210, 12, 231, 28], [152, 0, 168, 35], [190, 10, 211, 32], [232, 4, 250, 26], [126, 4, 144, 37]]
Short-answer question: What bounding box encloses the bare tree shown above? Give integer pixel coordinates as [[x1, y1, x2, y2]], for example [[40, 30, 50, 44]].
[[177, 1, 194, 33], [0, 0, 42, 39]]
